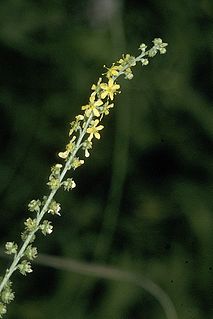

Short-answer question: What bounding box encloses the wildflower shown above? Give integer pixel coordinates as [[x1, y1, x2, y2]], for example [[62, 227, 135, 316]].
[[21, 231, 36, 243], [58, 136, 76, 159], [104, 63, 120, 78], [69, 115, 84, 136], [149, 38, 168, 57], [141, 58, 149, 66], [152, 38, 168, 54], [47, 176, 61, 190], [71, 157, 84, 170], [82, 140, 93, 157], [118, 54, 136, 67], [100, 102, 114, 118], [58, 150, 68, 160], [40, 220, 53, 235], [18, 260, 32, 275], [91, 78, 102, 96], [124, 68, 133, 80], [82, 94, 103, 117], [0, 39, 168, 316], [28, 199, 41, 213], [148, 47, 157, 57], [24, 218, 37, 232], [87, 119, 104, 141], [1, 283, 14, 304], [5, 242, 18, 255], [51, 164, 62, 176], [47, 200, 61, 216], [25, 245, 38, 260], [63, 178, 76, 191], [139, 43, 147, 52], [100, 78, 120, 100], [0, 302, 7, 317]]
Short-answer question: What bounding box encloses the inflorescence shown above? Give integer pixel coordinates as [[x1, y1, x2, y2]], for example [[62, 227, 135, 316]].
[[0, 38, 167, 317]]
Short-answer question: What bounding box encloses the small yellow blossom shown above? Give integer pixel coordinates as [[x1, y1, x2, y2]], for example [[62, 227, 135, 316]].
[[63, 178, 76, 191], [82, 94, 103, 117], [118, 54, 130, 65], [139, 43, 147, 52], [69, 115, 84, 136], [58, 150, 68, 160], [71, 157, 84, 169], [118, 54, 136, 67], [5, 242, 18, 255], [87, 119, 104, 141], [58, 136, 76, 159], [24, 218, 37, 232], [152, 38, 168, 54], [47, 176, 61, 190], [100, 78, 120, 100], [100, 102, 114, 118], [91, 77, 102, 96], [124, 68, 133, 80], [51, 164, 62, 176], [82, 140, 92, 157], [104, 63, 120, 78]]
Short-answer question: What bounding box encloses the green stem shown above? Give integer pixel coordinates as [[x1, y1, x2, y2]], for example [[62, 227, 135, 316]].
[[0, 42, 160, 297], [0, 113, 93, 295]]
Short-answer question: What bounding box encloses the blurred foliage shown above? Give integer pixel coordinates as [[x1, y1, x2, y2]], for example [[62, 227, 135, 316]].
[[0, 0, 212, 318]]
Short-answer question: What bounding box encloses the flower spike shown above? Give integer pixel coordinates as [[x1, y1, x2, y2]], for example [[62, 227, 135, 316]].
[[0, 38, 167, 317]]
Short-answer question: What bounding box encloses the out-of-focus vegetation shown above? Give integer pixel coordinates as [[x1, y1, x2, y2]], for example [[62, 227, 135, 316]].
[[0, 0, 212, 318]]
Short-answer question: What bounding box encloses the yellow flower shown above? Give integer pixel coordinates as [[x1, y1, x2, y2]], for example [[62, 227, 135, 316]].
[[91, 77, 102, 95], [69, 115, 84, 136], [100, 102, 114, 119], [71, 157, 84, 169], [118, 54, 136, 67], [82, 93, 103, 117], [86, 119, 104, 141], [100, 78, 120, 100], [58, 136, 76, 159], [118, 54, 131, 65], [104, 63, 120, 78], [82, 140, 93, 157]]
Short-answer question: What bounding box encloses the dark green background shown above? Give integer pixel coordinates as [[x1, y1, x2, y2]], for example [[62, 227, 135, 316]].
[[0, 0, 212, 318]]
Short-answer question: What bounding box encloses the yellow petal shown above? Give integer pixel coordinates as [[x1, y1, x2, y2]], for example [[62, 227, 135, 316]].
[[101, 91, 108, 99], [89, 94, 95, 103], [82, 104, 89, 110], [88, 134, 93, 142], [114, 84, 120, 90], [109, 92, 114, 100], [86, 128, 92, 134], [100, 83, 107, 90], [108, 78, 114, 86], [93, 108, 100, 117], [95, 132, 101, 139], [58, 151, 68, 159], [95, 99, 103, 107], [85, 109, 91, 117], [93, 119, 99, 126]]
